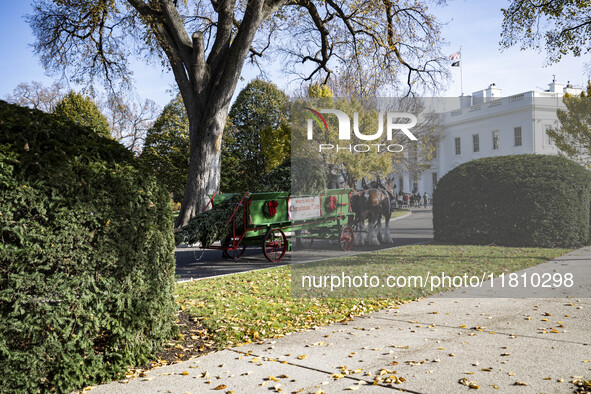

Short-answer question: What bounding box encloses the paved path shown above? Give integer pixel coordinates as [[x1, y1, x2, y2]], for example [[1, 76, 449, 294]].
[[92, 246, 590, 394], [175, 209, 434, 281]]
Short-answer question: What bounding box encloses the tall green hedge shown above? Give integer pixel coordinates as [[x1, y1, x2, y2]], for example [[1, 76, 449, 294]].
[[0, 101, 177, 392], [433, 154, 591, 247]]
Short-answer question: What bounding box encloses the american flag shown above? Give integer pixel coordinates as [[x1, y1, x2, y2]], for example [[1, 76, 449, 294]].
[[449, 51, 461, 61]]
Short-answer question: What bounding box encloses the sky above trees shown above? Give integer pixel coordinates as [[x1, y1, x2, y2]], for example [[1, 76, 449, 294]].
[[0, 0, 588, 108]]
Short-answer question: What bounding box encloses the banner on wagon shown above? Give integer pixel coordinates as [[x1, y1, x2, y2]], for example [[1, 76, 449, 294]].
[[288, 196, 322, 221]]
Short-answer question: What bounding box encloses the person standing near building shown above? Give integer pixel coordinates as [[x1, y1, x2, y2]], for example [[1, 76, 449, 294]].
[[423, 192, 429, 207]]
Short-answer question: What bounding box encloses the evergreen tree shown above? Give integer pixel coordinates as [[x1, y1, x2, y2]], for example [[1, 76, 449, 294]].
[[141, 94, 190, 202], [221, 80, 290, 192], [53, 91, 110, 137]]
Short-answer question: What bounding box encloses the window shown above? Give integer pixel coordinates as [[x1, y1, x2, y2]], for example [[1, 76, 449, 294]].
[[432, 172, 438, 190], [399, 177, 404, 192], [492, 130, 499, 150], [514, 127, 522, 146], [472, 134, 480, 152], [454, 137, 461, 155]]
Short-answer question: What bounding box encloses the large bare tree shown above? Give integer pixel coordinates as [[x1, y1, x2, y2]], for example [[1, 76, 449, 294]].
[[106, 95, 160, 153], [29, 0, 448, 228], [5, 81, 65, 113]]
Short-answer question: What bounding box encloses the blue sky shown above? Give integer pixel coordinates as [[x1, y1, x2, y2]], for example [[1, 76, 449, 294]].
[[0, 1, 588, 109]]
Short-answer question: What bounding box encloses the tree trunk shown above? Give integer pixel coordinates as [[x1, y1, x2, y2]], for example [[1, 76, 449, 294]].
[[171, 0, 273, 230], [174, 108, 228, 229]]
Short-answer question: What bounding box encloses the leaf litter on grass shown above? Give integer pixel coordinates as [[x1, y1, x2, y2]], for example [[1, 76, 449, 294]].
[[174, 244, 569, 354]]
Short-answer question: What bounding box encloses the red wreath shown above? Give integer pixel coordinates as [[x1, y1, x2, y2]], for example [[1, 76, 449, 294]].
[[263, 200, 279, 218], [326, 195, 338, 211]]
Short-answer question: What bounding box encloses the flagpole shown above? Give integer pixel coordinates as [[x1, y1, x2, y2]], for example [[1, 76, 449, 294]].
[[460, 46, 463, 96]]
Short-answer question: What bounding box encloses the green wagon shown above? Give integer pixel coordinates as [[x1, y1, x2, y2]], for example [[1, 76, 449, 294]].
[[205, 189, 356, 262]]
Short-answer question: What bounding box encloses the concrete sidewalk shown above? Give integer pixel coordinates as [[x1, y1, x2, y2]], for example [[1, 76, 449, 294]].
[[91, 248, 591, 394]]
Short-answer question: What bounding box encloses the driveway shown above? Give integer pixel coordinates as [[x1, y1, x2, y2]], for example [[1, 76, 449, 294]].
[[175, 209, 434, 281]]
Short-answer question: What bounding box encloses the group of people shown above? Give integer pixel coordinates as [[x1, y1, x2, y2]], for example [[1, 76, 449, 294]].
[[357, 176, 431, 210], [395, 191, 430, 208]]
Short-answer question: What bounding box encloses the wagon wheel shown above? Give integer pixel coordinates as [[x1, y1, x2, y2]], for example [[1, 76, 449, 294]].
[[295, 229, 314, 249], [262, 228, 287, 262], [222, 236, 246, 259], [339, 225, 354, 251]]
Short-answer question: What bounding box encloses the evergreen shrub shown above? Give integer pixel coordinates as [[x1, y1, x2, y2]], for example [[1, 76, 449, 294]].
[[433, 154, 591, 247], [0, 101, 177, 392]]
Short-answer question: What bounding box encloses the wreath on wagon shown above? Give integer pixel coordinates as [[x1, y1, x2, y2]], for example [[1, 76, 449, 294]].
[[262, 200, 279, 218], [325, 195, 338, 212]]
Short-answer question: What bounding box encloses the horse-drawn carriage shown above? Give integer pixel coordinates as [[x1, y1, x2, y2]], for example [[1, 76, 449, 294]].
[[203, 189, 357, 262]]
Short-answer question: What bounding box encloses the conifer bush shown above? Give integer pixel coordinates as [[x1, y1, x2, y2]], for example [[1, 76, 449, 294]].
[[0, 101, 177, 392]]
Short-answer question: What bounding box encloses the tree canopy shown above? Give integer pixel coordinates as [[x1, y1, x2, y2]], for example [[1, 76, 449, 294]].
[[4, 81, 64, 113], [53, 91, 111, 137], [500, 0, 591, 63], [6, 81, 158, 152], [547, 82, 591, 168], [221, 79, 290, 192], [106, 95, 159, 153], [28, 0, 450, 227]]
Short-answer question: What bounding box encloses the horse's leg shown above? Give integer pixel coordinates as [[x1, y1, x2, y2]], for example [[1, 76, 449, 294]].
[[353, 220, 361, 246], [376, 213, 383, 243], [354, 217, 366, 246], [368, 214, 380, 246], [383, 209, 393, 243]]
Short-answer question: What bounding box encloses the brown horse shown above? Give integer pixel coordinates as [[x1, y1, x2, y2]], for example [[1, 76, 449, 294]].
[[350, 187, 393, 246]]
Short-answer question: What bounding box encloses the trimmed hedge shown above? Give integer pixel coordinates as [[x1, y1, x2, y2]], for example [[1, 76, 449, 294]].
[[0, 101, 177, 392], [433, 154, 591, 247]]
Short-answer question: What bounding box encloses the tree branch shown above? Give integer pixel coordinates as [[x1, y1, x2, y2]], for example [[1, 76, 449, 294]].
[[207, 0, 235, 67], [158, 0, 194, 67]]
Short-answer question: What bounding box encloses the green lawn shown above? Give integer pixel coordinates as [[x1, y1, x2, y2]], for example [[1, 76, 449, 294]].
[[175, 244, 569, 349], [390, 208, 410, 219]]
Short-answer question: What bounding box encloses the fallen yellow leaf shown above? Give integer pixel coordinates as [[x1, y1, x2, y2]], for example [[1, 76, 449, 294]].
[[459, 377, 480, 389]]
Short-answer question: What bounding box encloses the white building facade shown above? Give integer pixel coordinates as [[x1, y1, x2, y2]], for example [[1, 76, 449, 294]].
[[396, 81, 582, 197]]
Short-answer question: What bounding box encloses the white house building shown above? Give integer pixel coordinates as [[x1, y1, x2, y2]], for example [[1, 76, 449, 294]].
[[395, 80, 582, 196]]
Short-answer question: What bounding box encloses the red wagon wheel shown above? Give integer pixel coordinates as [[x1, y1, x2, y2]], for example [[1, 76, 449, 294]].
[[222, 236, 246, 259], [339, 225, 354, 251], [262, 228, 287, 262]]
